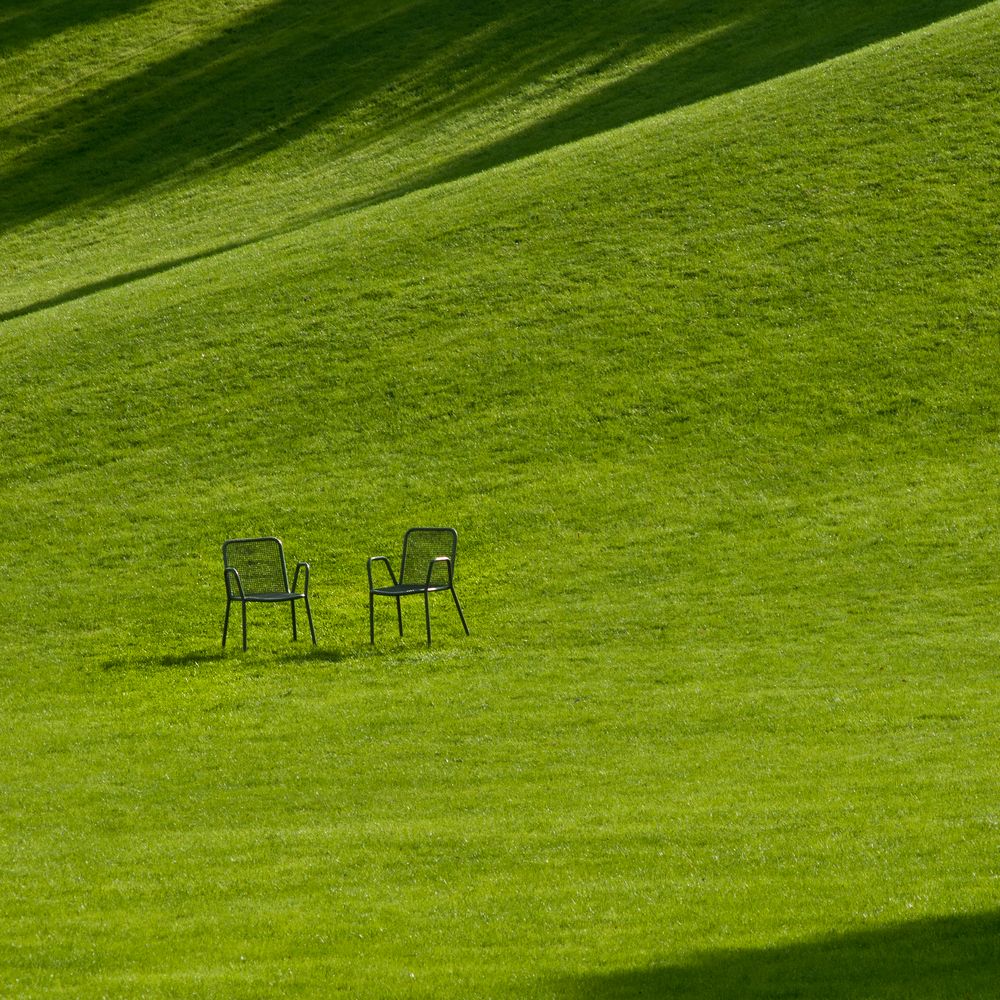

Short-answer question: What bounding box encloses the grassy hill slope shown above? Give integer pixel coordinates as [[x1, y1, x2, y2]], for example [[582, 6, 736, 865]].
[[1, 1, 999, 997]]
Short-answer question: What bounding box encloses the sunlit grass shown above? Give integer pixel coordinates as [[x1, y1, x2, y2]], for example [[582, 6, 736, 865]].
[[1, 1, 1000, 997]]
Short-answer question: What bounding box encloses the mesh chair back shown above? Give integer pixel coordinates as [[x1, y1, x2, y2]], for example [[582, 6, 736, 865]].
[[223, 537, 290, 597], [399, 527, 458, 587]]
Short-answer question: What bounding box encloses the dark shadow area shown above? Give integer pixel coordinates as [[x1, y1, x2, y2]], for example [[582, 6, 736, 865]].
[[100, 645, 347, 671], [1, 0, 525, 235], [405, 0, 986, 200], [101, 649, 229, 671], [0, 0, 987, 242], [555, 910, 1000, 1000], [0, 0, 154, 58], [2, 0, 988, 322]]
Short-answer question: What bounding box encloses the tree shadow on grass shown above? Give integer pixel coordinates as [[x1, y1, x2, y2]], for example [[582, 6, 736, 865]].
[[0, 0, 155, 58], [553, 910, 1000, 1000], [1, 0, 987, 323], [0, 0, 986, 240], [402, 0, 986, 203]]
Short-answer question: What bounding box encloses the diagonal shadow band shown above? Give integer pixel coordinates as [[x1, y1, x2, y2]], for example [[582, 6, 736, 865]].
[[0, 0, 985, 241], [0, 188, 384, 322], [0, 238, 258, 323], [1, 0, 987, 323]]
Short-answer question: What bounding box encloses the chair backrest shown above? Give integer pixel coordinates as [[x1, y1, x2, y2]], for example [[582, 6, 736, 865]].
[[399, 527, 458, 586], [223, 537, 290, 597]]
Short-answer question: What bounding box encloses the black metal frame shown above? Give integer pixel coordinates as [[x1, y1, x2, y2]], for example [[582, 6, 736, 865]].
[[367, 527, 469, 645], [222, 536, 316, 651]]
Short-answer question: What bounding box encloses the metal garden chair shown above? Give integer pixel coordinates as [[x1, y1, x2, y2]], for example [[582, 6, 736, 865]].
[[222, 537, 316, 651], [367, 527, 469, 645]]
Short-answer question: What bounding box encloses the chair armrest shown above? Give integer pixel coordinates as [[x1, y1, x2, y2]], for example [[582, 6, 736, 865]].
[[425, 556, 453, 588], [225, 566, 245, 599], [292, 561, 310, 595], [367, 555, 397, 590]]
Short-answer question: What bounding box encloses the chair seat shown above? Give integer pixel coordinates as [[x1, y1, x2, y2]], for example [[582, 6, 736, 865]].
[[237, 591, 305, 602], [372, 583, 451, 597]]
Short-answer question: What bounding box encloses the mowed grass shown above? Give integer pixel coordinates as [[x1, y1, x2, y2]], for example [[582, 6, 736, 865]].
[[2, 1, 1000, 997]]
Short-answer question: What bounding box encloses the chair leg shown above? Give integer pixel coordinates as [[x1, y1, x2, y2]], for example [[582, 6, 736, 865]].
[[241, 602, 248, 652], [369, 592, 375, 644], [222, 600, 231, 648], [291, 599, 298, 641], [396, 597, 403, 637], [424, 589, 432, 645], [451, 587, 470, 635], [304, 594, 316, 645]]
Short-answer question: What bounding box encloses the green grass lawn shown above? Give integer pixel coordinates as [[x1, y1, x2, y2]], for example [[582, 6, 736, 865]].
[[2, 1, 1000, 996]]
